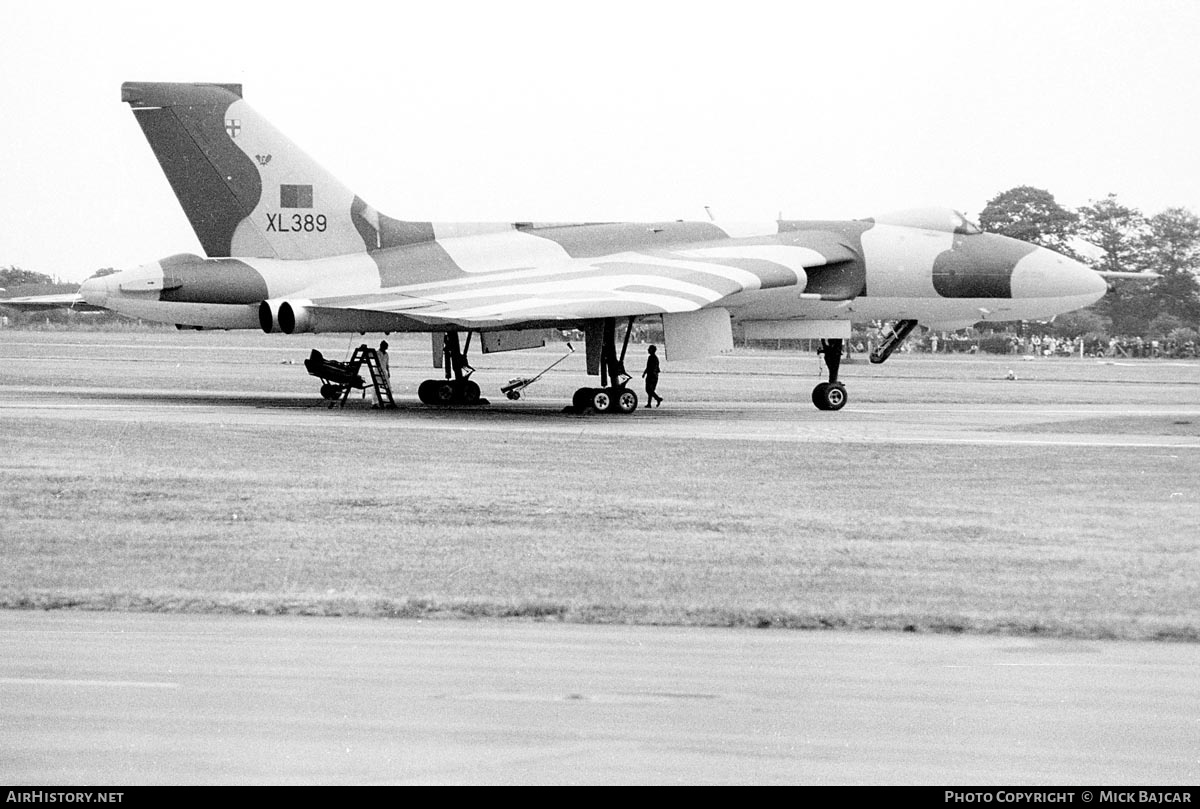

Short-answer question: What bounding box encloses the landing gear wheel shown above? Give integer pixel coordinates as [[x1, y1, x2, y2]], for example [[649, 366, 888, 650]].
[[461, 380, 481, 405], [572, 387, 595, 411], [417, 380, 437, 404], [435, 382, 456, 404], [812, 382, 829, 410], [319, 384, 342, 401], [590, 388, 613, 412], [812, 381, 847, 411], [614, 388, 639, 414]]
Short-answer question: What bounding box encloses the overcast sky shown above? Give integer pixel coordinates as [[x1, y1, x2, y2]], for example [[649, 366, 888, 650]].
[[2, 0, 1198, 283]]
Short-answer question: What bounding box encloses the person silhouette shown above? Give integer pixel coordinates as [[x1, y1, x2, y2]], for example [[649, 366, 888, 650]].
[[642, 345, 663, 407], [370, 340, 391, 408]]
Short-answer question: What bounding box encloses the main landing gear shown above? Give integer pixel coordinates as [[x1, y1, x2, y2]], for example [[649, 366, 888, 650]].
[[417, 331, 484, 406], [568, 317, 639, 415], [570, 384, 639, 415], [812, 338, 848, 411]]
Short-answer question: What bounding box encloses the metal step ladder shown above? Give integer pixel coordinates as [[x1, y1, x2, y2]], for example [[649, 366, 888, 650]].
[[338, 345, 395, 409]]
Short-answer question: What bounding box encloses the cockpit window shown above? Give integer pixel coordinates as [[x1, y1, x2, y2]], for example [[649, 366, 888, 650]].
[[872, 207, 983, 235]]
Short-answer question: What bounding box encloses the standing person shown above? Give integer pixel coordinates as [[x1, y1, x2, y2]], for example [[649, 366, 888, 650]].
[[378, 340, 390, 384], [371, 340, 390, 408], [642, 345, 664, 408]]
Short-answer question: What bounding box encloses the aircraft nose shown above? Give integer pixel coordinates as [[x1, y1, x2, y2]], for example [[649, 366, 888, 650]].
[[1011, 247, 1107, 305]]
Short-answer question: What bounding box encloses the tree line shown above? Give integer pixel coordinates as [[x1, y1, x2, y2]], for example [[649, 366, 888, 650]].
[[978, 186, 1200, 346], [0, 267, 112, 326]]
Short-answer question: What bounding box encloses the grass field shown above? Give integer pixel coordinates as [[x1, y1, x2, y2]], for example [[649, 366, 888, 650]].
[[2, 329, 1198, 640]]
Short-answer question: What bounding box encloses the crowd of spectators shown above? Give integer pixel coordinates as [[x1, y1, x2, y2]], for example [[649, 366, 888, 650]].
[[842, 322, 1200, 359], [903, 330, 1199, 358], [1095, 335, 1198, 358]]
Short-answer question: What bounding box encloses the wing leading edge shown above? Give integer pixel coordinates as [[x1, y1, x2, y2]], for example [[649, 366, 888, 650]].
[[299, 240, 861, 330], [0, 293, 105, 312]]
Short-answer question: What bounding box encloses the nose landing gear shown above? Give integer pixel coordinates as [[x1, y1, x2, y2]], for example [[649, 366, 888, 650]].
[[813, 338, 848, 411], [812, 380, 847, 410]]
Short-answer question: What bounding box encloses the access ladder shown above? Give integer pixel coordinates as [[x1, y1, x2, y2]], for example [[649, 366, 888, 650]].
[[338, 345, 395, 409]]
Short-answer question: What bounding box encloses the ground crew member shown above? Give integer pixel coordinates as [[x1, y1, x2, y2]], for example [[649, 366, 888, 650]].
[[642, 345, 663, 407], [371, 340, 391, 407]]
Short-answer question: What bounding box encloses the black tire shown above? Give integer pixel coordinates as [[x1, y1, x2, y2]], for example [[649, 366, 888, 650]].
[[812, 382, 830, 410], [572, 387, 594, 410], [460, 380, 481, 405], [614, 388, 639, 414], [320, 384, 340, 401], [590, 388, 613, 412], [813, 381, 847, 411], [435, 382, 456, 404], [417, 380, 437, 404]]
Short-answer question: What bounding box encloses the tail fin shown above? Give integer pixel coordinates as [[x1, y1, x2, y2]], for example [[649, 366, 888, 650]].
[[122, 81, 400, 260]]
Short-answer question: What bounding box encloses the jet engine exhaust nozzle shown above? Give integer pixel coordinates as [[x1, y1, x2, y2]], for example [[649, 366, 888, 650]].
[[278, 300, 315, 334]]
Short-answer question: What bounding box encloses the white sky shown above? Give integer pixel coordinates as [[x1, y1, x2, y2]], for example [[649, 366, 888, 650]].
[[2, 0, 1198, 283]]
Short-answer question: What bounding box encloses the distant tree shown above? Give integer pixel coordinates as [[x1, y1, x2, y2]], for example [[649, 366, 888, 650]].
[[1050, 309, 1109, 340], [1143, 207, 1200, 272], [0, 264, 86, 326], [1, 266, 55, 288], [1076, 194, 1151, 272], [1076, 195, 1154, 335], [1140, 207, 1200, 327], [1146, 313, 1185, 340], [979, 186, 1078, 253]]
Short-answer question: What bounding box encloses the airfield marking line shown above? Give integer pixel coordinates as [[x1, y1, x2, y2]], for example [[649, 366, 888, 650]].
[[0, 403, 143, 410], [853, 407, 1200, 416], [353, 420, 1200, 448], [895, 436, 1200, 449], [0, 342, 307, 352], [943, 664, 1136, 669], [0, 677, 179, 689]]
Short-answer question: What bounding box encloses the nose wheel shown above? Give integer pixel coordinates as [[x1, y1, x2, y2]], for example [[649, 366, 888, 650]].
[[813, 337, 848, 411], [812, 381, 847, 411]]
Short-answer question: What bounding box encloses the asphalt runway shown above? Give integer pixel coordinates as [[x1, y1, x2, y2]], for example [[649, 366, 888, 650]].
[[3, 611, 1199, 785], [2, 330, 1199, 784]]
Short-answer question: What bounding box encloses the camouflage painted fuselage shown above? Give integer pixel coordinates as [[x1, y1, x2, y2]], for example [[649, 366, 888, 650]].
[[80, 83, 1105, 338]]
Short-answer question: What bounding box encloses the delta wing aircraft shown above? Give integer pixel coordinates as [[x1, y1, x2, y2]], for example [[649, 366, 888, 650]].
[[6, 82, 1107, 411]]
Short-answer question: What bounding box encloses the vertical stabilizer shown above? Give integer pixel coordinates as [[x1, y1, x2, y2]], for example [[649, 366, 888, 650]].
[[121, 81, 385, 260]]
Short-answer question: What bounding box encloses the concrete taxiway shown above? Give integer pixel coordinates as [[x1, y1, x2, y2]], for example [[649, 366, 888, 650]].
[[3, 611, 1198, 785], [2, 331, 1198, 784]]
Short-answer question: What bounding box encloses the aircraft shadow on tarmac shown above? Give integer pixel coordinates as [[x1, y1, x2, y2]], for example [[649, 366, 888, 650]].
[[68, 389, 680, 419]]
